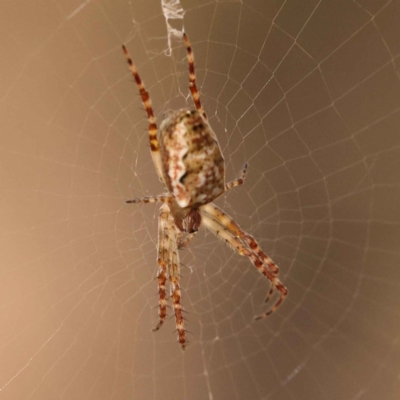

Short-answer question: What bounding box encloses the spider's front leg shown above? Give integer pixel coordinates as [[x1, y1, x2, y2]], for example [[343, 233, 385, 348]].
[[169, 242, 187, 349], [154, 203, 187, 349], [152, 203, 170, 332], [202, 201, 279, 276], [201, 203, 287, 319]]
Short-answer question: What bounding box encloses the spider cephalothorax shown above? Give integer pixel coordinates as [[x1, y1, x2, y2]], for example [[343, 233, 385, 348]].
[[123, 32, 288, 350]]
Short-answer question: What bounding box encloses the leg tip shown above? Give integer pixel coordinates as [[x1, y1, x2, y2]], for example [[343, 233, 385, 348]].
[[152, 321, 163, 332]]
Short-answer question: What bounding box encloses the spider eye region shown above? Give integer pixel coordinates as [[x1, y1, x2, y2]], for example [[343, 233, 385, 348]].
[[182, 209, 202, 233], [159, 108, 225, 208]]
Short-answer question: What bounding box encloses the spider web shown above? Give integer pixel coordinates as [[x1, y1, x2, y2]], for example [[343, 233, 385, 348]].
[[0, 0, 400, 399]]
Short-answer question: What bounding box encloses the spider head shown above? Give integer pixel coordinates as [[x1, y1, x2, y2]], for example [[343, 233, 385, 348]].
[[170, 203, 202, 233], [182, 208, 202, 233]]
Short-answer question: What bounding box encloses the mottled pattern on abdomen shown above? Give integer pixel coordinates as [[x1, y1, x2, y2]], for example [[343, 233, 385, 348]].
[[159, 109, 225, 208]]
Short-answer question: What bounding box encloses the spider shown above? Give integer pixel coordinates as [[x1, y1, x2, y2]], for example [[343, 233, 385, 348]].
[[123, 32, 288, 350]]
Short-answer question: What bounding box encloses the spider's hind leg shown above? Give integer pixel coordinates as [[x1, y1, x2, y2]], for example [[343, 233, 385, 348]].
[[122, 44, 164, 181], [225, 162, 248, 192], [126, 194, 173, 204], [183, 32, 206, 120]]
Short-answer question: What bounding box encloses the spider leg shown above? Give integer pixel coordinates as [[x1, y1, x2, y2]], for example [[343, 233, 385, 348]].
[[153, 203, 169, 332], [201, 203, 279, 275], [200, 204, 287, 319], [183, 33, 206, 119], [177, 231, 197, 250], [166, 212, 187, 349], [122, 45, 164, 181], [225, 162, 249, 192], [264, 283, 274, 304], [126, 194, 173, 204]]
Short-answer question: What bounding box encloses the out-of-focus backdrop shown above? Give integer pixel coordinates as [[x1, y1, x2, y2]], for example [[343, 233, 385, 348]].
[[1, 1, 400, 399]]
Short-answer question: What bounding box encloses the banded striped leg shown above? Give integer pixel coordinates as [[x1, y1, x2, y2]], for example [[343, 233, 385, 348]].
[[201, 203, 280, 276], [167, 214, 187, 349], [153, 203, 170, 331], [264, 283, 274, 304], [182, 33, 206, 119], [225, 163, 249, 192], [126, 194, 173, 204], [122, 45, 163, 180], [201, 213, 287, 319]]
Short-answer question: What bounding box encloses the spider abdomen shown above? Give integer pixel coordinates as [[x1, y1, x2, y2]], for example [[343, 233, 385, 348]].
[[159, 109, 225, 208]]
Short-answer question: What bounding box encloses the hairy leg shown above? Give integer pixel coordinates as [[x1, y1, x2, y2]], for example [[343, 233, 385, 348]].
[[225, 163, 249, 191], [201, 203, 280, 275], [200, 206, 287, 319], [152, 203, 170, 331], [183, 33, 206, 119], [126, 194, 172, 204], [122, 45, 164, 181]]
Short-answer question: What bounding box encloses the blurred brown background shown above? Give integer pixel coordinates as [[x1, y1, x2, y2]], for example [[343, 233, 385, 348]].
[[1, 1, 400, 399]]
